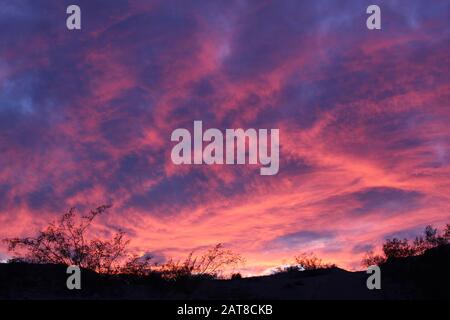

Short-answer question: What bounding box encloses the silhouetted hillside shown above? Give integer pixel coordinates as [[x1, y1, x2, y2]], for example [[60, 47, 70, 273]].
[[1, 245, 448, 300], [379, 244, 450, 299]]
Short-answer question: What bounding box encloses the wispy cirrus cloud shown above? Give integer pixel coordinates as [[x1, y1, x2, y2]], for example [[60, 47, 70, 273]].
[[0, 0, 449, 274]]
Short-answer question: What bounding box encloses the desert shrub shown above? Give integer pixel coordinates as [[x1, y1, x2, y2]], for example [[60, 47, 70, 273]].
[[294, 252, 336, 270], [160, 243, 243, 280], [273, 265, 303, 274], [382, 238, 414, 258], [383, 224, 449, 259], [412, 225, 449, 255], [231, 273, 242, 280], [119, 254, 155, 276], [362, 223, 449, 267], [2, 207, 246, 281], [3, 206, 153, 274], [443, 224, 450, 241], [361, 251, 386, 267], [273, 253, 336, 274]]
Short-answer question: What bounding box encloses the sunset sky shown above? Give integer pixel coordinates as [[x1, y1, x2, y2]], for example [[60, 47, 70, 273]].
[[0, 0, 449, 274]]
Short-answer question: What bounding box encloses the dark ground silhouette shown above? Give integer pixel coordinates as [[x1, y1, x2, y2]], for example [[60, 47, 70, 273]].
[[1, 244, 448, 300]]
